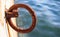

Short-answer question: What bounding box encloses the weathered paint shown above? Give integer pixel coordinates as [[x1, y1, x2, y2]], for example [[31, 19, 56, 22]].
[[0, 0, 18, 37]]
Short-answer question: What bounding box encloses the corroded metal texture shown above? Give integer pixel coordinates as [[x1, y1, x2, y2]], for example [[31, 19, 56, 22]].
[[6, 4, 36, 33]]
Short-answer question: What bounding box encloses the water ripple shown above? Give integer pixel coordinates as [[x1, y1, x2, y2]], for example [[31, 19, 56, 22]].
[[15, 0, 60, 37]]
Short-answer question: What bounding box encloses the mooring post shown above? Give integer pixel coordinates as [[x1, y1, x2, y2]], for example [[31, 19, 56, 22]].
[[0, 0, 18, 37]]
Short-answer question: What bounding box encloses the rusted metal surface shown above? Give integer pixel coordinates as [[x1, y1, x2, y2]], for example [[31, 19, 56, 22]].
[[5, 0, 18, 37], [6, 4, 36, 33]]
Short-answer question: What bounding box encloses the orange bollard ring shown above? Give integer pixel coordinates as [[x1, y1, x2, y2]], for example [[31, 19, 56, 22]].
[[6, 4, 36, 33]]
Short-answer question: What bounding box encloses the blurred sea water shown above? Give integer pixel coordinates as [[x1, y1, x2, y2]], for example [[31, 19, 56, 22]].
[[15, 0, 60, 37]]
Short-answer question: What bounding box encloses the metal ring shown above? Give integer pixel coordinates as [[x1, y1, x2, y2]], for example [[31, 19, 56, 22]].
[[6, 4, 36, 33]]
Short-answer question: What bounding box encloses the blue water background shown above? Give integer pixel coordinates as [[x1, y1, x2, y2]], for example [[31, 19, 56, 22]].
[[15, 0, 60, 37]]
